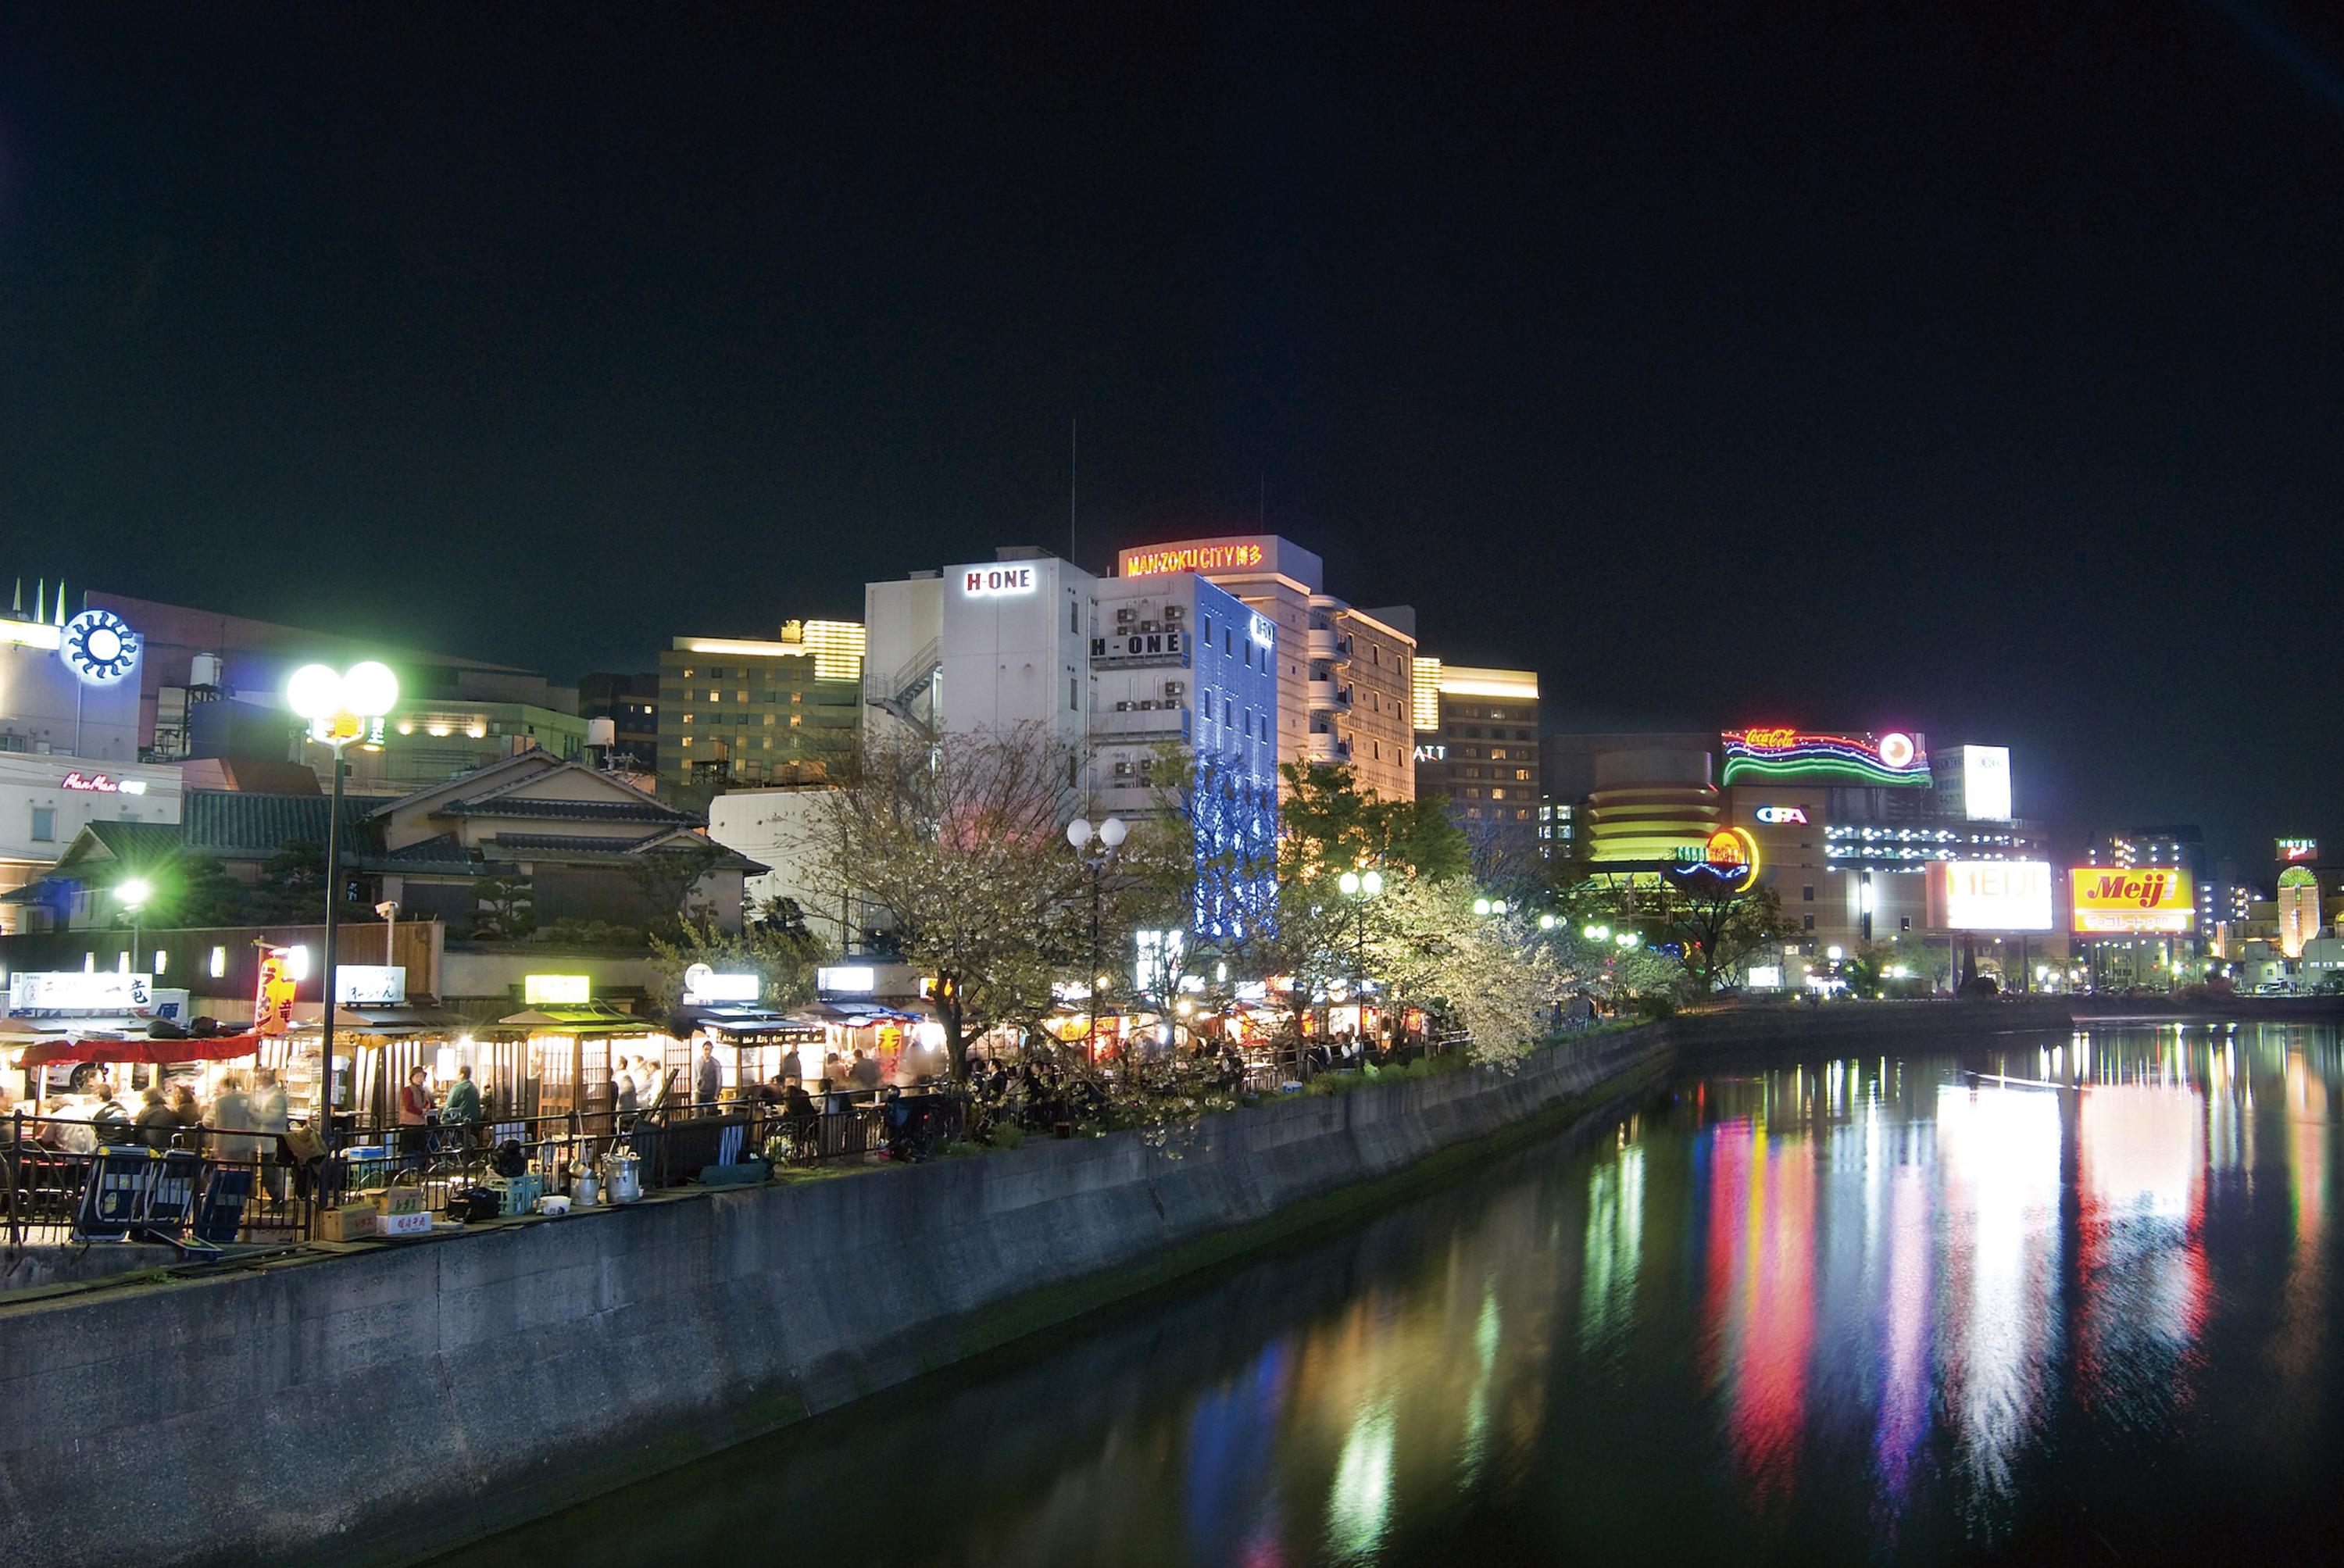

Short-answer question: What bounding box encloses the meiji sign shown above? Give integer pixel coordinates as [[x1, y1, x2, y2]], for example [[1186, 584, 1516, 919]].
[[2068, 867, 2195, 934], [962, 566, 1037, 597], [1928, 859, 2053, 932]]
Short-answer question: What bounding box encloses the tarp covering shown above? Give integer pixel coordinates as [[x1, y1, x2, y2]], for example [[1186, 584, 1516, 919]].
[[17, 1033, 264, 1066]]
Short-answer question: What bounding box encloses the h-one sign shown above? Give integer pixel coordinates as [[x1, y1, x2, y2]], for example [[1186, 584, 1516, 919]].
[[962, 565, 1037, 597]]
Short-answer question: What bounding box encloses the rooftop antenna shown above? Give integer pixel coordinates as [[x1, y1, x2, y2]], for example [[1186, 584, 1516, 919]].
[[34, 579, 44, 624], [1069, 415, 1078, 567], [10, 578, 20, 615]]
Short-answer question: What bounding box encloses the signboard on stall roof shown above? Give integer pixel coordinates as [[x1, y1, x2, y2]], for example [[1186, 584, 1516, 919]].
[[7, 970, 153, 1014], [681, 964, 759, 1004], [335, 966, 408, 1005], [523, 973, 592, 1005]]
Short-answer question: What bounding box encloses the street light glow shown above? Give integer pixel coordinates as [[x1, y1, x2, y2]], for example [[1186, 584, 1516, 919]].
[[118, 877, 152, 909]]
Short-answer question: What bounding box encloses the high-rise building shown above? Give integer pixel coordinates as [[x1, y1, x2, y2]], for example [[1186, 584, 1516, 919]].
[[578, 673, 660, 771], [1116, 536, 1417, 800], [1410, 662, 1541, 855], [657, 619, 865, 789]]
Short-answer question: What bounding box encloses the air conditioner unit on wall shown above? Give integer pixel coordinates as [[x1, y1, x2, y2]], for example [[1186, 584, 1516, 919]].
[[1117, 606, 1136, 622], [1164, 680, 1185, 697]]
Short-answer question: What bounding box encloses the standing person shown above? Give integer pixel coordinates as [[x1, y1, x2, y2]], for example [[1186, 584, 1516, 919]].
[[211, 1073, 257, 1166], [248, 1069, 291, 1198], [442, 1063, 482, 1148], [397, 1067, 434, 1170], [849, 1048, 881, 1091], [134, 1086, 180, 1150], [166, 1081, 203, 1136], [613, 1063, 639, 1128], [695, 1041, 723, 1108]]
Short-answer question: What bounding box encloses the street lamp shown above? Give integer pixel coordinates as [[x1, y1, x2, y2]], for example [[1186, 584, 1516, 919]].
[[117, 877, 152, 975], [1067, 815, 1127, 1063], [1338, 866, 1384, 1041], [287, 659, 399, 1150]]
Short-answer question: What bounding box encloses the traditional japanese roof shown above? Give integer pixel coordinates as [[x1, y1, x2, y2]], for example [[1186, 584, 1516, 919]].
[[437, 796, 694, 824], [182, 790, 379, 860]]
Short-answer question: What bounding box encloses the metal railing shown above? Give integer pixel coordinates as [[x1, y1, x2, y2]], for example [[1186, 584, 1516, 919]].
[[3, 1091, 971, 1252]]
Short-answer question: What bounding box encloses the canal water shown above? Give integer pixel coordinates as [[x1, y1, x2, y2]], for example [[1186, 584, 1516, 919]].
[[441, 1023, 2344, 1566]]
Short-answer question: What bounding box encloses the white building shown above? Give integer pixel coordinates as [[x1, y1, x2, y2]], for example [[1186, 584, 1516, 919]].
[[706, 785, 852, 946], [2, 592, 183, 929]]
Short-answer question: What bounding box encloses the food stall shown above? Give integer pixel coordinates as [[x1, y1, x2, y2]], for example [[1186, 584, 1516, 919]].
[[673, 1005, 827, 1101], [491, 1002, 672, 1120]]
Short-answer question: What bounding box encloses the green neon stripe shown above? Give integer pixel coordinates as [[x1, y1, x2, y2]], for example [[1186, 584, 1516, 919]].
[[1720, 755, 1931, 788]]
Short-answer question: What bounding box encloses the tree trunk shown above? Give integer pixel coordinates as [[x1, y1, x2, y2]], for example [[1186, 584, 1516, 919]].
[[941, 982, 969, 1082]]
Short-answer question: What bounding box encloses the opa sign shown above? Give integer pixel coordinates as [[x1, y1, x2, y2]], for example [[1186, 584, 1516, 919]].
[[962, 566, 1037, 597], [1753, 805, 1808, 825]]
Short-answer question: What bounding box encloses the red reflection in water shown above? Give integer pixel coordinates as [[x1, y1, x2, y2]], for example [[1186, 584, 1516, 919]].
[[1702, 1116, 1817, 1501]]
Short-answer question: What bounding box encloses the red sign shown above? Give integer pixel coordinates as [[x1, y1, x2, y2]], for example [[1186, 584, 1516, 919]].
[[60, 771, 119, 792]]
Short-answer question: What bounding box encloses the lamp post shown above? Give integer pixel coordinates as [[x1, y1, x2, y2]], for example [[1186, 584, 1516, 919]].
[[287, 660, 399, 1152], [116, 877, 152, 976], [1337, 866, 1384, 1041], [1066, 816, 1127, 1063]]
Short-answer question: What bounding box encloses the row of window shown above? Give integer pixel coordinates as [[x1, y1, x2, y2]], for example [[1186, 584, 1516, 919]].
[[683, 713, 807, 728], [1448, 726, 1535, 742], [1449, 766, 1533, 781]]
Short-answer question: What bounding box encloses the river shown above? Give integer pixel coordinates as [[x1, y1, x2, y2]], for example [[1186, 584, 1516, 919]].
[[438, 1022, 2344, 1566]]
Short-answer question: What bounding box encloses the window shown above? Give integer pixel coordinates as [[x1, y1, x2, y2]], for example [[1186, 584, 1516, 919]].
[[1803, 915, 1816, 931], [1900, 916, 1912, 932], [208, 945, 227, 979], [1513, 769, 1530, 780], [763, 713, 775, 726], [736, 689, 749, 702], [30, 806, 54, 842], [1070, 600, 1081, 634], [681, 736, 693, 747], [789, 716, 802, 728], [707, 690, 720, 702], [1466, 726, 1482, 738], [791, 691, 802, 704], [1803, 885, 1815, 902], [1070, 677, 1078, 713], [1490, 788, 1506, 800], [1201, 614, 1212, 641], [1489, 748, 1508, 761]]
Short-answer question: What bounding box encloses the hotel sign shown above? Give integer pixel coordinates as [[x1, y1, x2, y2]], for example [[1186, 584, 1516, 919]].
[[2068, 868, 2195, 934], [1120, 541, 1268, 578], [961, 565, 1038, 597]]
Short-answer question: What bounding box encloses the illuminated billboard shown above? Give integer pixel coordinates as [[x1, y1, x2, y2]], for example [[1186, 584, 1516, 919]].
[[1927, 860, 2053, 932], [1720, 728, 1931, 788], [1960, 745, 2012, 820], [2068, 868, 2195, 935], [2278, 838, 2318, 864]]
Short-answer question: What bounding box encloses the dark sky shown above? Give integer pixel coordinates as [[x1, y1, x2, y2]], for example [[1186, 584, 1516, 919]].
[[3, 3, 2339, 868]]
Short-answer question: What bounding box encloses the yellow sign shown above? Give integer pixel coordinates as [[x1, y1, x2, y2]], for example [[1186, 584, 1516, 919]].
[[2068, 868, 2195, 934], [1120, 541, 1267, 577], [255, 949, 298, 1038], [523, 973, 591, 1005]]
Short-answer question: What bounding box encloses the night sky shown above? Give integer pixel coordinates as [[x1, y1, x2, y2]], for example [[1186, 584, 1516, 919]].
[[3, 4, 2339, 866]]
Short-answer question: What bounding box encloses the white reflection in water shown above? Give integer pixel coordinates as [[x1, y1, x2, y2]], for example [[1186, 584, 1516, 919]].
[[2077, 1083, 2206, 1427], [1935, 1084, 2063, 1508], [1327, 1395, 1395, 1563], [1581, 1145, 1645, 1353]]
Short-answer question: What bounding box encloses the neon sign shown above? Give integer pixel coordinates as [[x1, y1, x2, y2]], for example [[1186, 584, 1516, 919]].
[[961, 566, 1037, 597], [2278, 838, 2318, 863], [1665, 826, 1760, 893], [59, 772, 148, 795], [1122, 542, 1267, 577], [1720, 728, 1931, 788], [1753, 805, 1808, 824], [1249, 613, 1274, 650], [60, 609, 140, 686]]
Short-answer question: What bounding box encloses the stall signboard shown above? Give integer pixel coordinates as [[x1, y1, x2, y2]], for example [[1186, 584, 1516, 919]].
[[7, 970, 153, 1014], [1927, 859, 2053, 931], [817, 965, 877, 995], [255, 949, 298, 1036], [336, 966, 407, 1005], [523, 973, 591, 1005], [2069, 867, 2196, 934], [681, 964, 759, 1004]]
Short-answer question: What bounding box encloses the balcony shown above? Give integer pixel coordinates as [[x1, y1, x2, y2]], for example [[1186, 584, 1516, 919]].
[[1306, 730, 1352, 764], [1306, 679, 1352, 713], [1304, 626, 1352, 664]]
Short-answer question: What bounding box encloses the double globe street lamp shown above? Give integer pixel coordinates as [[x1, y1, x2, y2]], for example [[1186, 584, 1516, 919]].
[[1067, 815, 1127, 1062], [287, 660, 399, 1150]]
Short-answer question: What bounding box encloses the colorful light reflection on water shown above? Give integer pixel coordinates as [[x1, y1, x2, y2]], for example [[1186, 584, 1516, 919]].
[[439, 1023, 2344, 1568]]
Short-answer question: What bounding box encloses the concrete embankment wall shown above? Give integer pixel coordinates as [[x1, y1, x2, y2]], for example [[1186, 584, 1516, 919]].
[[0, 1025, 1674, 1568]]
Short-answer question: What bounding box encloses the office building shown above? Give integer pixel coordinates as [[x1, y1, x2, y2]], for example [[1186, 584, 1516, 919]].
[[657, 620, 866, 790], [578, 673, 660, 771]]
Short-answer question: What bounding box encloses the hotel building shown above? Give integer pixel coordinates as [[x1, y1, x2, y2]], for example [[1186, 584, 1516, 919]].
[[656, 620, 866, 790], [1410, 660, 1541, 852]]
